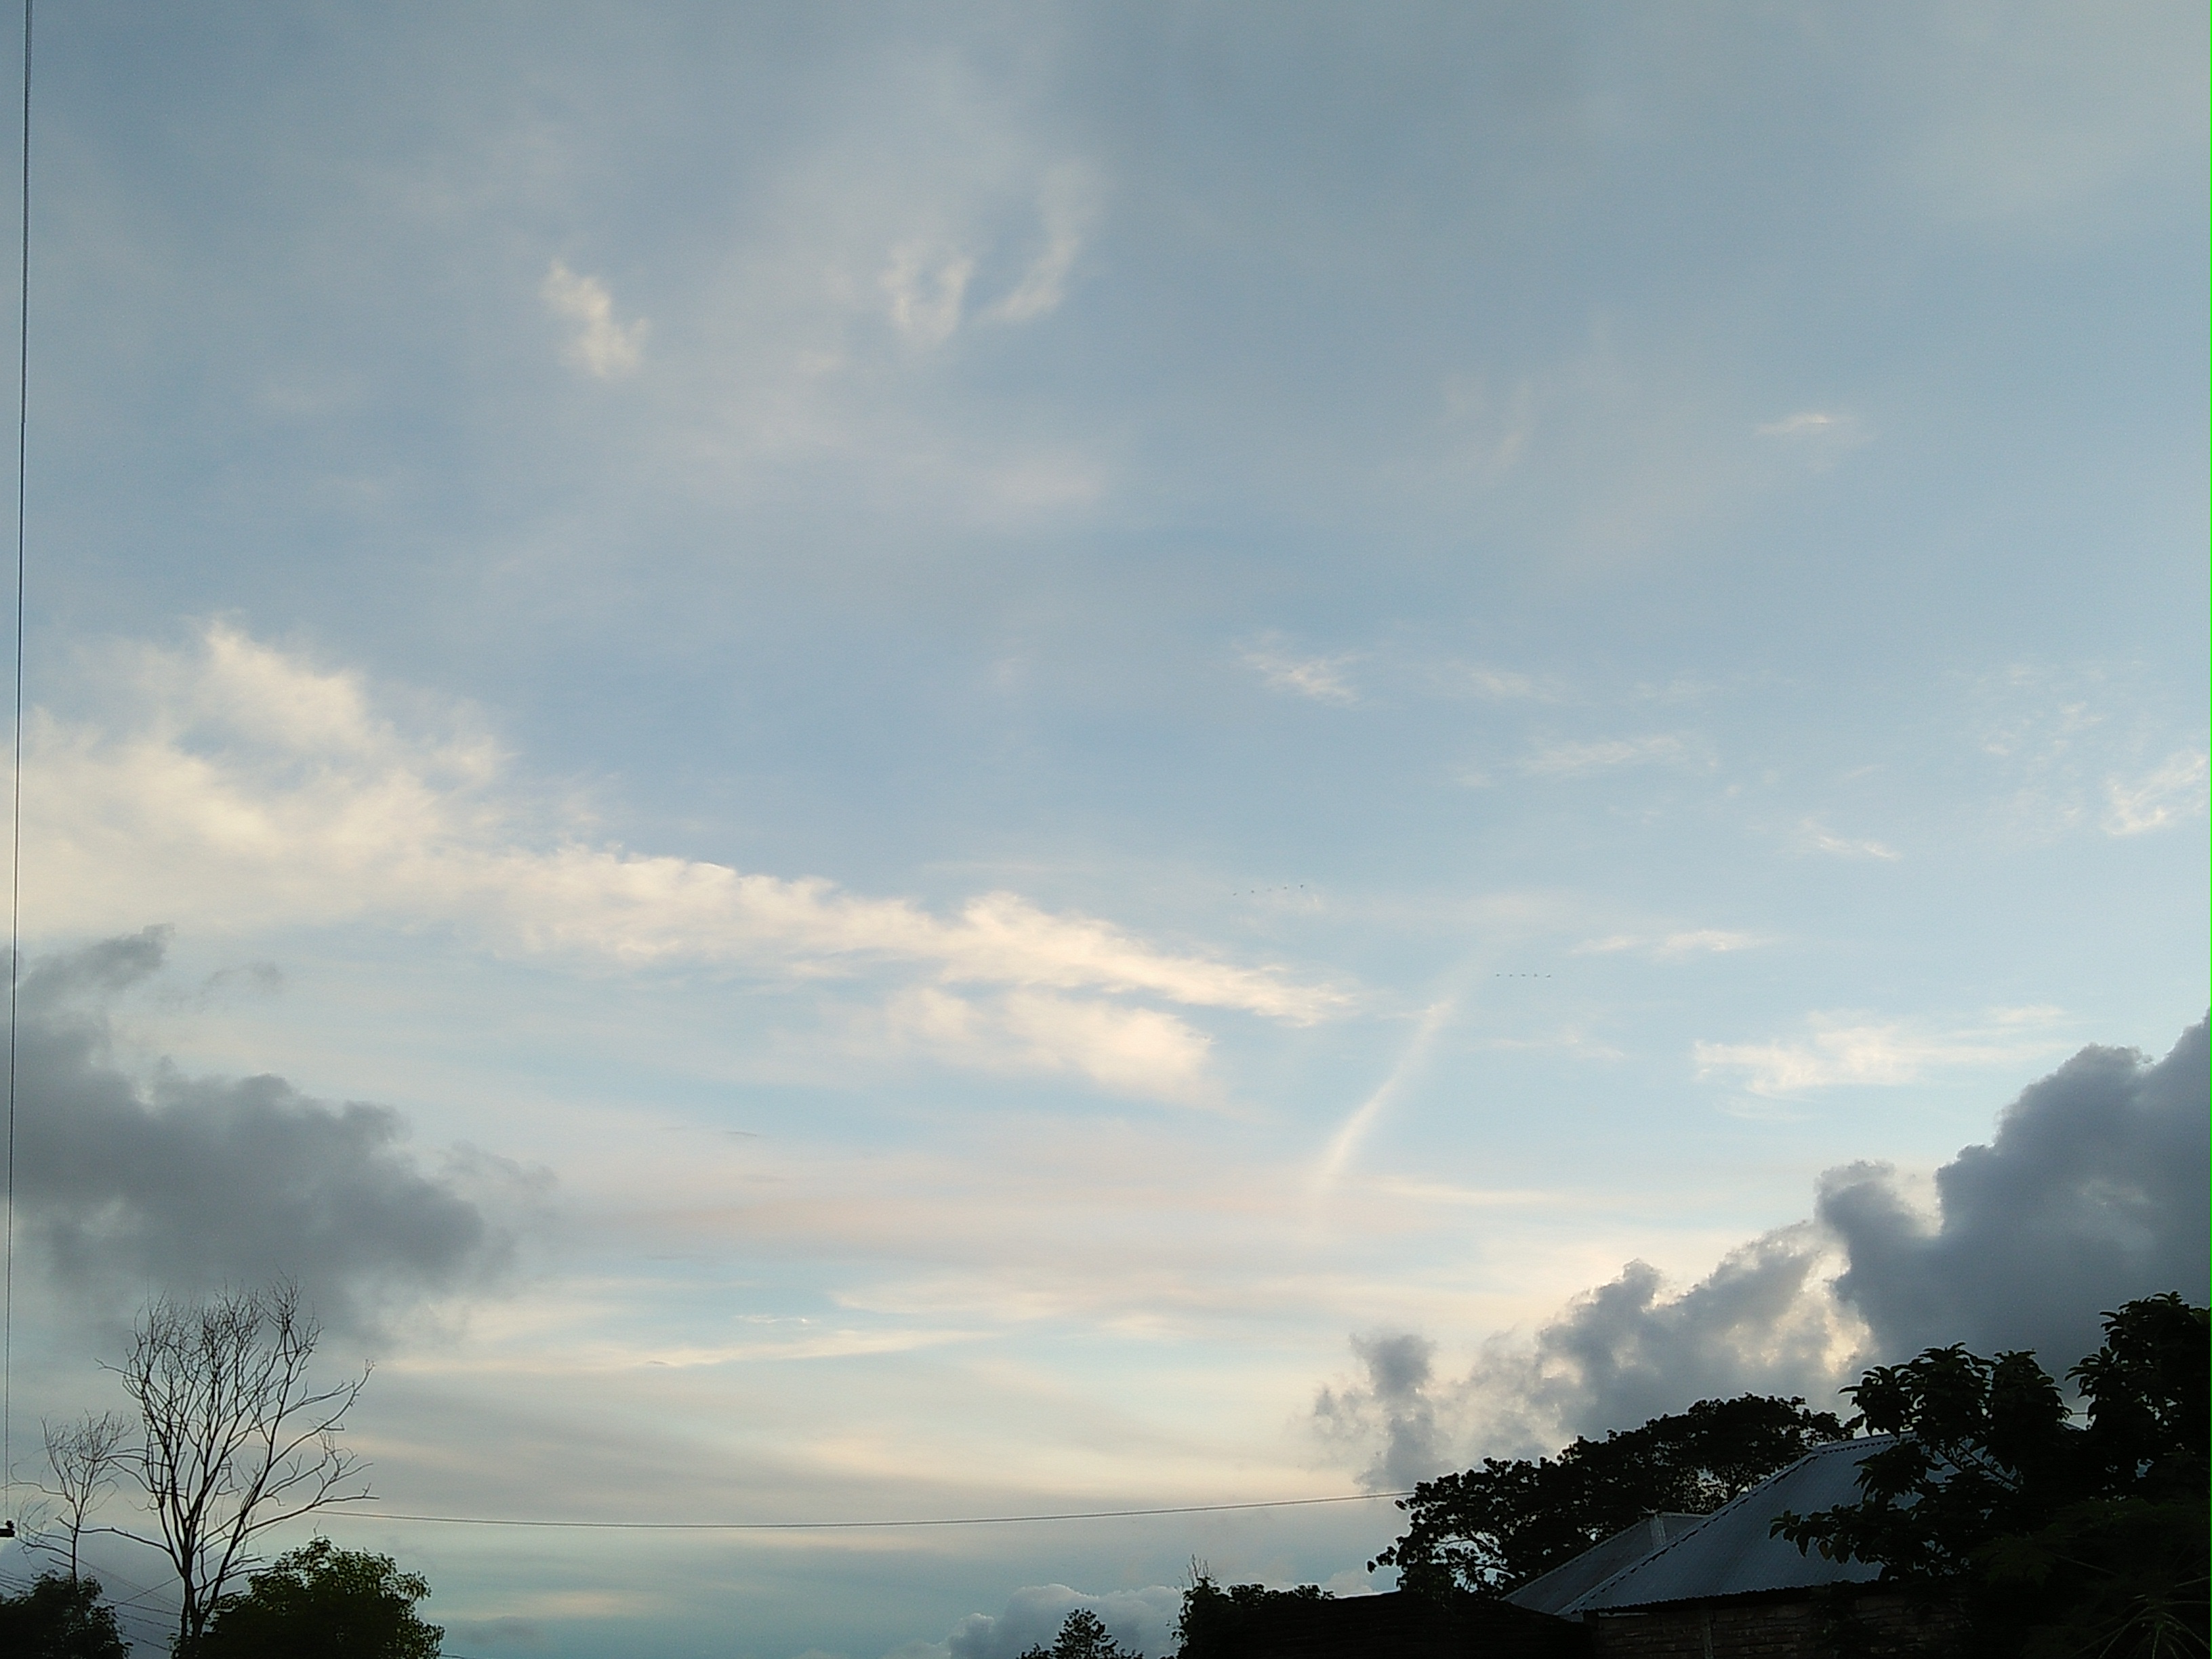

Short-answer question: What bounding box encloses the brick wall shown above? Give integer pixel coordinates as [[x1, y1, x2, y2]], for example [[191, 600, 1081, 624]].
[[1587, 1589, 1965, 1659]]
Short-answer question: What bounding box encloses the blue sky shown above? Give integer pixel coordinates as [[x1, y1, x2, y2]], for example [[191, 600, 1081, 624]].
[[1, 5, 2205, 1657]]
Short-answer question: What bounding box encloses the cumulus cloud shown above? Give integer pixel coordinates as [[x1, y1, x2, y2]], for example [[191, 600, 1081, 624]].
[[901, 1583, 1180, 1659], [1312, 1333, 1446, 1492], [541, 260, 646, 377], [1818, 1019, 2209, 1364], [1317, 1019, 2207, 1477], [14, 929, 532, 1332], [28, 626, 1343, 1096]]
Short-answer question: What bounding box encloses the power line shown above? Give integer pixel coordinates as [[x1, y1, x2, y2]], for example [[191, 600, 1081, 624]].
[[1, 0, 29, 1530], [319, 1489, 1415, 1533]]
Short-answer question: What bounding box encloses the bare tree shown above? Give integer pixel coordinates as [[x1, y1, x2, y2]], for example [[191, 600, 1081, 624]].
[[110, 1282, 373, 1657], [31, 1410, 129, 1580]]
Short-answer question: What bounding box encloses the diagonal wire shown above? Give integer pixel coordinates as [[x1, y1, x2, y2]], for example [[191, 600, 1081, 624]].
[[319, 1488, 1416, 1532]]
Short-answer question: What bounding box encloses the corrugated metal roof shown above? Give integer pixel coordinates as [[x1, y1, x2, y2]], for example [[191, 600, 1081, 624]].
[[1504, 1513, 1706, 1616], [1553, 1436, 1891, 1613]]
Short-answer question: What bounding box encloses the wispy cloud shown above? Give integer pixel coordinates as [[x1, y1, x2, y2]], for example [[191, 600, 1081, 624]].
[[1693, 1007, 2065, 1097], [1314, 1000, 1454, 1189], [1753, 409, 1870, 476], [1799, 818, 1901, 861], [1575, 929, 1762, 960], [1241, 638, 1361, 705], [983, 171, 1092, 325], [2103, 750, 2207, 836], [541, 261, 647, 377], [1445, 663, 1554, 702], [881, 240, 977, 347], [1520, 733, 1698, 777], [881, 986, 1218, 1103], [29, 628, 1348, 1092]]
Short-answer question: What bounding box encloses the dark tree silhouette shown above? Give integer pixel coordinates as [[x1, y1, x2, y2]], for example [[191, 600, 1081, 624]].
[[1173, 1572, 1328, 1659], [1371, 1393, 1851, 1595], [0, 1572, 129, 1659], [1018, 1605, 1143, 1659], [201, 1538, 443, 1659], [1776, 1294, 2208, 1658]]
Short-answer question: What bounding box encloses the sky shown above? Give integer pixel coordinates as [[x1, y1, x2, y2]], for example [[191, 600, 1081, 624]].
[[0, 3, 2205, 1656]]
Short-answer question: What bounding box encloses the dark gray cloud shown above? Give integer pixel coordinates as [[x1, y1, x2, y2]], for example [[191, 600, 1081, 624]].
[[14, 928, 537, 1334], [1820, 1017, 2208, 1366], [1313, 1333, 1446, 1491], [1322, 1019, 2209, 1478]]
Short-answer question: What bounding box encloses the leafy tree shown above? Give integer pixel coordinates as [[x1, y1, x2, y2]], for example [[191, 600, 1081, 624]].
[[1017, 1605, 1142, 1659], [199, 1538, 443, 1659], [0, 1572, 129, 1659], [1370, 1393, 1851, 1595], [1776, 1294, 2208, 1658], [1173, 1573, 1328, 1658]]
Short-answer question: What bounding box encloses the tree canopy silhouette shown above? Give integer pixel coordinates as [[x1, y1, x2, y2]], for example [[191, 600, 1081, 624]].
[[1776, 1294, 2207, 1658], [1371, 1392, 1851, 1595], [201, 1538, 442, 1659]]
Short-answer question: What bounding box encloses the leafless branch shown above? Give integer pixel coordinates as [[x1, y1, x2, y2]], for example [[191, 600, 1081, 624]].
[[28, 1410, 130, 1580], [114, 1282, 374, 1658]]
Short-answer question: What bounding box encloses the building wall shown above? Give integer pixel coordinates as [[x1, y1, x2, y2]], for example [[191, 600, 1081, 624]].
[[1586, 1589, 1964, 1659]]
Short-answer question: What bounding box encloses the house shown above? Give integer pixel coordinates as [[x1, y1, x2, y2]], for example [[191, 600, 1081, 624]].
[[1504, 1435, 1964, 1658], [1202, 1587, 1589, 1658]]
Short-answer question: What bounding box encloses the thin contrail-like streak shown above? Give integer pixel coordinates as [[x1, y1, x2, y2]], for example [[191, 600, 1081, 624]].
[[1313, 996, 1456, 1190]]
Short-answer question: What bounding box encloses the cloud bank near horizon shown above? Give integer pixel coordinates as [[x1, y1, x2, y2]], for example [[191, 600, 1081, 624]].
[[887, 1582, 1180, 1659], [1317, 1017, 2210, 1486]]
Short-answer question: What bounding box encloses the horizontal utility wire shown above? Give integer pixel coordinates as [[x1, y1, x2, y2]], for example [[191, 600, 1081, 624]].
[[321, 1489, 1417, 1532]]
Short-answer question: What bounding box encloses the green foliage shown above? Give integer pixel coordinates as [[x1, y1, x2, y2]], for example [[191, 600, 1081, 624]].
[[1016, 1605, 1142, 1659], [1368, 1392, 1851, 1595], [199, 1538, 443, 1659], [0, 1572, 129, 1659], [1775, 1294, 2209, 1658], [1172, 1574, 1329, 1658]]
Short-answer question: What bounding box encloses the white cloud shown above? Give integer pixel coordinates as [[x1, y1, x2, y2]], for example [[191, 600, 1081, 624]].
[[1798, 818, 1901, 861], [27, 628, 1347, 1088], [541, 260, 647, 377], [1446, 663, 1553, 701], [1519, 733, 1696, 777], [1693, 1008, 2066, 1098], [1575, 929, 1761, 960], [882, 241, 977, 347], [1241, 640, 1361, 705], [2103, 750, 2207, 836], [983, 172, 1092, 325], [1756, 410, 1845, 438], [883, 986, 1218, 1103], [1753, 409, 1870, 474]]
